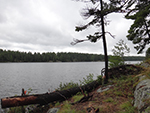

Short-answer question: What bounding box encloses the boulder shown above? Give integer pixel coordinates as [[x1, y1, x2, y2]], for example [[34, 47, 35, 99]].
[[134, 75, 150, 112]]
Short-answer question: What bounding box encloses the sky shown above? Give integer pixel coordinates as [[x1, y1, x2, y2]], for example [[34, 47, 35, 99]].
[[0, 0, 146, 56]]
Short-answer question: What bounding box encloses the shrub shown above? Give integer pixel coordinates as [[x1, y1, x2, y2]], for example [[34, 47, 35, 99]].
[[57, 74, 94, 91]]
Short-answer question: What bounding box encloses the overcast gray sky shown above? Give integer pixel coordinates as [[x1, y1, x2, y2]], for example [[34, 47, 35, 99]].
[[0, 0, 146, 56]]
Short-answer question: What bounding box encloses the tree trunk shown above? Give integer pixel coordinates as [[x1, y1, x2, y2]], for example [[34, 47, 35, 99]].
[[100, 0, 108, 84], [1, 80, 101, 108]]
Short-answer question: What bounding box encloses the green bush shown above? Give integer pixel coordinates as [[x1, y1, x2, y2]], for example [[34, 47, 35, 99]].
[[97, 75, 102, 83], [109, 56, 124, 68], [57, 81, 79, 91], [79, 74, 94, 85], [57, 74, 95, 91]]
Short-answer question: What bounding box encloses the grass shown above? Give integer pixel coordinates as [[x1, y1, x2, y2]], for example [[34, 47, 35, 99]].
[[72, 95, 84, 103], [56, 74, 139, 113], [7, 107, 22, 113], [119, 101, 136, 113], [103, 97, 114, 103], [57, 101, 75, 113], [57, 101, 86, 113]]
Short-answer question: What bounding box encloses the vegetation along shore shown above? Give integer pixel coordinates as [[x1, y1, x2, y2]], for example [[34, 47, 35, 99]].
[[0, 49, 145, 62]]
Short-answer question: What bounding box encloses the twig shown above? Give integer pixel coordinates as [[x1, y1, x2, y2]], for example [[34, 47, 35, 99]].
[[106, 32, 115, 38], [55, 92, 67, 100], [21, 89, 25, 113], [80, 87, 86, 97]]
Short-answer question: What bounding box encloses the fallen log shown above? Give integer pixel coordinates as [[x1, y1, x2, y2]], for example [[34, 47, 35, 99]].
[[1, 80, 101, 108]]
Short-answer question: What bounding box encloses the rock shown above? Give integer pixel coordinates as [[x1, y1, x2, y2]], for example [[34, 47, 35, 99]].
[[25, 105, 38, 113], [47, 108, 60, 113], [97, 85, 114, 93], [140, 63, 150, 68], [134, 76, 150, 112], [139, 75, 147, 81]]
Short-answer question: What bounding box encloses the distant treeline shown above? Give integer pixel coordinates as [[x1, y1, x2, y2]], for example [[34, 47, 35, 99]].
[[0, 49, 145, 62]]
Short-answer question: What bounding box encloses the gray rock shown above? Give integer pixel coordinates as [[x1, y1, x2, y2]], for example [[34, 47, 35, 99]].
[[97, 85, 114, 93], [139, 75, 147, 81], [140, 63, 150, 68], [134, 77, 150, 112], [47, 108, 60, 113], [25, 105, 38, 113]]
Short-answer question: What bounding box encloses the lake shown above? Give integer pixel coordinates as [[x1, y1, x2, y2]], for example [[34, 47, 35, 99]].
[[0, 61, 141, 109]]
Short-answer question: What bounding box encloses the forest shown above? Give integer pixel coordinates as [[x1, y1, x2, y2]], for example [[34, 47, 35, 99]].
[[0, 49, 145, 62]]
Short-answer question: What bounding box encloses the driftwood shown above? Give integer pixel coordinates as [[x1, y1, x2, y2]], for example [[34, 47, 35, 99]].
[[1, 64, 142, 108], [1, 80, 101, 108]]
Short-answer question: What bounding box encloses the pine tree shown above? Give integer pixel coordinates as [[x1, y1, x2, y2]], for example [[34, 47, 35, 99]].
[[72, 0, 130, 83], [125, 0, 150, 54]]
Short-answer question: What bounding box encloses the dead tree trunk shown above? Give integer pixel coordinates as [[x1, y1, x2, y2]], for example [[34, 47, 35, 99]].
[[1, 80, 101, 108]]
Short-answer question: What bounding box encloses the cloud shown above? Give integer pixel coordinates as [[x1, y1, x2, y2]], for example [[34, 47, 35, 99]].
[[0, 0, 145, 56]]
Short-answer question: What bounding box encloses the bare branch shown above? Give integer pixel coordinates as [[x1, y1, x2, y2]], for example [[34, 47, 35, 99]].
[[106, 32, 115, 38], [70, 38, 89, 45]]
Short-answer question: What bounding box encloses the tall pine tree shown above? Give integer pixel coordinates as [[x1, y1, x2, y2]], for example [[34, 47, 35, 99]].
[[72, 0, 130, 83]]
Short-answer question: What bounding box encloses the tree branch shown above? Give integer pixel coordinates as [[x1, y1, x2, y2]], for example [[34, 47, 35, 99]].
[[70, 38, 89, 45], [106, 32, 115, 38]]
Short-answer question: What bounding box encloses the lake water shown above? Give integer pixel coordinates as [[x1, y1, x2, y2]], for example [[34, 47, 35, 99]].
[[0, 61, 141, 110]]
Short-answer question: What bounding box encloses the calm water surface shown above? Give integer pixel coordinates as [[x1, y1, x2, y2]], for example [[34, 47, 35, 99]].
[[0, 62, 106, 99], [0, 61, 140, 108]]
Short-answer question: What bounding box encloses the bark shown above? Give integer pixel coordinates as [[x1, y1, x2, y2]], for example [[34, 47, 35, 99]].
[[1, 80, 101, 108]]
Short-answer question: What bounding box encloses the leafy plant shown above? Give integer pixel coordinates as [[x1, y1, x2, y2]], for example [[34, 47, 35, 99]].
[[109, 56, 124, 68], [57, 81, 79, 91], [57, 74, 94, 91], [109, 39, 130, 68], [97, 75, 102, 83], [27, 88, 33, 94], [79, 74, 94, 85], [55, 102, 60, 106]]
